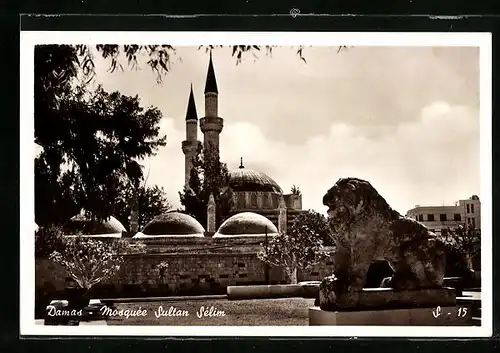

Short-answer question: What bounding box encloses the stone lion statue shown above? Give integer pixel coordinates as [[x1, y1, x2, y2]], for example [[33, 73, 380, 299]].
[[322, 177, 446, 297]]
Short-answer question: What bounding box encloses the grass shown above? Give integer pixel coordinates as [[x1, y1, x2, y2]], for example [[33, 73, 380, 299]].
[[104, 298, 315, 326]]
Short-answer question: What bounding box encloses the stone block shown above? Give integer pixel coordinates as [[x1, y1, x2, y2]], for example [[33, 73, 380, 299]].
[[319, 286, 457, 311], [309, 306, 474, 326]]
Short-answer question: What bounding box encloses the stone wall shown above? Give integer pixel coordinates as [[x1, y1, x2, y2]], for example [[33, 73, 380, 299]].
[[35, 237, 336, 302]]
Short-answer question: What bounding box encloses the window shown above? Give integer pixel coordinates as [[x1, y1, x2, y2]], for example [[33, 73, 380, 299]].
[[251, 193, 258, 208], [467, 204, 470, 213], [427, 214, 435, 221], [440, 214, 447, 221], [472, 218, 476, 228], [262, 194, 270, 208], [418, 214, 424, 221], [471, 204, 475, 213], [454, 214, 461, 221], [237, 193, 246, 209]]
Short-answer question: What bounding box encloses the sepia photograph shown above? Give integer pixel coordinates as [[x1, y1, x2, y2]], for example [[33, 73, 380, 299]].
[[20, 31, 492, 337]]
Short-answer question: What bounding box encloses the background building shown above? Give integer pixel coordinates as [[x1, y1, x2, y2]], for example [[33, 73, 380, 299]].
[[406, 195, 481, 233]]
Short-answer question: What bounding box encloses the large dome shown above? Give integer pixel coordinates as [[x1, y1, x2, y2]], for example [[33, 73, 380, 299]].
[[229, 168, 282, 193], [214, 212, 278, 237], [141, 211, 205, 236], [63, 213, 126, 237]]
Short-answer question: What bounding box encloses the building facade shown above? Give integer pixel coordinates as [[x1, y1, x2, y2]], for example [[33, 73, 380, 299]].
[[406, 195, 481, 233]]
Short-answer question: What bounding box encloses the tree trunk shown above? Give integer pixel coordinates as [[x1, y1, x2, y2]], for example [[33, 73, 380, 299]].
[[464, 253, 474, 271], [288, 267, 298, 284]]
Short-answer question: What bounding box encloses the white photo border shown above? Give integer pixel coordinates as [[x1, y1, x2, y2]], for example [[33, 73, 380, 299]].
[[20, 31, 493, 337]]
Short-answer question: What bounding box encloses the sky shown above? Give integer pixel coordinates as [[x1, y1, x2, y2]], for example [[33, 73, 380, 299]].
[[89, 45, 480, 215]]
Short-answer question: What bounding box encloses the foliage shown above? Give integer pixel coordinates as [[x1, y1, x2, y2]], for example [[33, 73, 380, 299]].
[[35, 45, 166, 226], [49, 236, 146, 290], [179, 144, 232, 228], [58, 45, 351, 85], [258, 210, 332, 284], [290, 184, 302, 197], [295, 210, 334, 246], [35, 226, 65, 258], [439, 224, 481, 269], [34, 43, 349, 226], [156, 261, 169, 282], [73, 45, 321, 83], [114, 183, 172, 231]]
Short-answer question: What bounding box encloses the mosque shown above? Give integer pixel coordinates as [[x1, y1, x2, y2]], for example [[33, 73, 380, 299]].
[[133, 51, 307, 239], [35, 53, 331, 302]]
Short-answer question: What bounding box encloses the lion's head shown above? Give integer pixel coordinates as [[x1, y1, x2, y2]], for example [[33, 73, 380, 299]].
[[323, 178, 396, 232]]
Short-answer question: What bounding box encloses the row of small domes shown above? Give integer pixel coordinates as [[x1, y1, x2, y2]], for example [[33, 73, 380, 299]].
[[59, 211, 278, 238], [44, 167, 283, 237]]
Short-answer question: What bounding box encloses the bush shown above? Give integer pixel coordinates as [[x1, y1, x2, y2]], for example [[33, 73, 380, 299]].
[[35, 226, 65, 258], [49, 236, 146, 290]]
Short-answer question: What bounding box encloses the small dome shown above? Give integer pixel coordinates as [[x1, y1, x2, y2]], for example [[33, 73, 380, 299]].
[[215, 212, 278, 237], [229, 168, 282, 193], [63, 213, 126, 237], [141, 211, 205, 236]]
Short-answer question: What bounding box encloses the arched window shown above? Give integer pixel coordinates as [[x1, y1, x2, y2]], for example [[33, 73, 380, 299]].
[[262, 193, 270, 208], [251, 193, 258, 208], [237, 193, 246, 210], [271, 194, 278, 208]]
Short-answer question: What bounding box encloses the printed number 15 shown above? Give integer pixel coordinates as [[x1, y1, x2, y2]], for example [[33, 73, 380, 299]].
[[458, 307, 468, 318]]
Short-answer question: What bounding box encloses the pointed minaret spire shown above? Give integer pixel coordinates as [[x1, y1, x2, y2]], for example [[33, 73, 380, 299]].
[[239, 157, 244, 169], [186, 83, 198, 121], [182, 84, 202, 189], [204, 50, 218, 94]]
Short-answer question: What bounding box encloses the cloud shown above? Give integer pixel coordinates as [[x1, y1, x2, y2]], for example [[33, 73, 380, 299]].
[[88, 46, 480, 216], [143, 100, 479, 216]]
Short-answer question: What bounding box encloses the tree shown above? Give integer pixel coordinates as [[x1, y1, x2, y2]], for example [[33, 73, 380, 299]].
[[34, 44, 348, 224], [178, 144, 232, 228], [156, 261, 169, 286], [55, 45, 350, 85], [35, 45, 167, 226], [114, 183, 172, 231], [49, 235, 146, 292], [74, 45, 333, 83], [291, 184, 302, 197], [258, 210, 332, 284], [294, 210, 334, 246], [35, 225, 65, 258], [440, 224, 481, 271]]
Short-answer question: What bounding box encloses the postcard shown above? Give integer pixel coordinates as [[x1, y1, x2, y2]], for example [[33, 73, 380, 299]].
[[20, 31, 492, 337]]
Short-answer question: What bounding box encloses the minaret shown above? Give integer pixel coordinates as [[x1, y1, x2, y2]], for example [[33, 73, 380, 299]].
[[129, 188, 139, 235], [278, 194, 287, 234], [181, 84, 202, 189], [200, 51, 224, 160], [207, 193, 216, 233]]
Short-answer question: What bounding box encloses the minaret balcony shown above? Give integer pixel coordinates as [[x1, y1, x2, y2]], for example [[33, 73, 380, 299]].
[[182, 140, 201, 154], [200, 117, 224, 133]]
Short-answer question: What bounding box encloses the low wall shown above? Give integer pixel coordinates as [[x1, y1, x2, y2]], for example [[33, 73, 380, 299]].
[[35, 237, 336, 311]]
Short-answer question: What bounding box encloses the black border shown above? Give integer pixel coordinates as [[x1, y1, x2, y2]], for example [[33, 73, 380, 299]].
[[3, 8, 500, 353]]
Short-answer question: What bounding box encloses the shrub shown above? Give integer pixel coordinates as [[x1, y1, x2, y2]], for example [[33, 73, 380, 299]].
[[49, 236, 145, 290]]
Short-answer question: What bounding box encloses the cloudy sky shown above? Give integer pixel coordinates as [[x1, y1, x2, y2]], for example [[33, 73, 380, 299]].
[[90, 45, 480, 215]]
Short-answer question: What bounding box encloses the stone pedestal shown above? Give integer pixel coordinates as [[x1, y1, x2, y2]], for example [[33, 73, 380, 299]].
[[309, 306, 474, 326], [319, 286, 457, 311]]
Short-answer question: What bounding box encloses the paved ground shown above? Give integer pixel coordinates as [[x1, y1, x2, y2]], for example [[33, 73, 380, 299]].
[[104, 298, 315, 326], [461, 291, 481, 299]]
